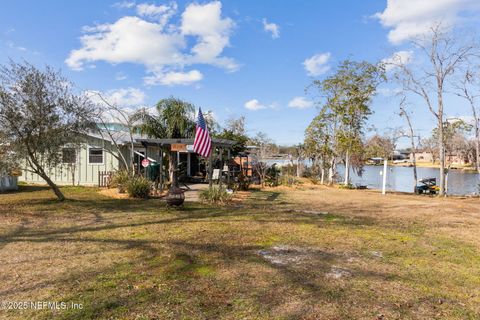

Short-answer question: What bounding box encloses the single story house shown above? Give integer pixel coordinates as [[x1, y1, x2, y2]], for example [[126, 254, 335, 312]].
[[19, 130, 235, 187], [408, 150, 469, 165], [409, 150, 434, 163]]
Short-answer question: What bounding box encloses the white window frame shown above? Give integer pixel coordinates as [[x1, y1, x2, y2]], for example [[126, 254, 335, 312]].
[[88, 147, 104, 165]]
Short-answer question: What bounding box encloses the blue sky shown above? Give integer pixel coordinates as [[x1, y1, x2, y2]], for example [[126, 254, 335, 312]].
[[1, 0, 480, 146]]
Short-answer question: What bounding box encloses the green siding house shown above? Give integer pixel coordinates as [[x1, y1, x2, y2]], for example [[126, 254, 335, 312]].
[[18, 131, 162, 186]]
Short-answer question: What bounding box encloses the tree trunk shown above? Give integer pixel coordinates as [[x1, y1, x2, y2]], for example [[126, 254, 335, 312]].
[[438, 91, 446, 196], [38, 170, 65, 201], [320, 168, 325, 185], [474, 115, 480, 173], [439, 139, 446, 196], [296, 158, 299, 177], [465, 95, 480, 172], [169, 151, 178, 188], [328, 158, 336, 185], [71, 164, 76, 186], [28, 152, 65, 201], [403, 109, 418, 192], [344, 150, 350, 185], [476, 132, 480, 173], [411, 151, 418, 192]]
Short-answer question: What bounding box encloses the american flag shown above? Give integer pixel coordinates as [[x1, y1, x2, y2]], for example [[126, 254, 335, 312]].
[[193, 108, 212, 158]]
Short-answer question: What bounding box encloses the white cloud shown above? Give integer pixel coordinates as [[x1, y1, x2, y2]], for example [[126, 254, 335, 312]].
[[262, 18, 280, 39], [97, 87, 146, 107], [374, 0, 480, 44], [66, 1, 237, 85], [66, 16, 185, 71], [137, 3, 172, 16], [244, 99, 268, 111], [288, 96, 313, 109], [6, 41, 26, 51], [144, 70, 203, 86], [303, 52, 331, 76], [449, 115, 475, 126], [136, 2, 177, 27], [180, 1, 238, 71], [244, 99, 277, 111], [377, 87, 402, 97], [381, 50, 413, 71], [112, 1, 136, 9]]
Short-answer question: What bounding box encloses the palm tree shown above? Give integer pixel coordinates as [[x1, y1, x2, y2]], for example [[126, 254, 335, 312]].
[[133, 97, 195, 188]]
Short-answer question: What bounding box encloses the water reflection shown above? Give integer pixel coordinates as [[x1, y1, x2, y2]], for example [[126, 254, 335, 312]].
[[265, 159, 480, 196], [337, 166, 480, 195]]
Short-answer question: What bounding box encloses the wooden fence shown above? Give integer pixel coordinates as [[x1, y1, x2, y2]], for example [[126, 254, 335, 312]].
[[98, 171, 113, 188]]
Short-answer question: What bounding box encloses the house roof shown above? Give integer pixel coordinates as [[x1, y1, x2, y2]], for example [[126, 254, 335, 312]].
[[85, 130, 236, 149], [86, 130, 144, 145], [135, 138, 236, 148]]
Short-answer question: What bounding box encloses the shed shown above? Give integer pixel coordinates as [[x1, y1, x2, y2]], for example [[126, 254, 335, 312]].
[[0, 175, 18, 192]]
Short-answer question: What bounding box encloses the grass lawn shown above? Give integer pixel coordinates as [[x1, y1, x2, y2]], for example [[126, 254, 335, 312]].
[[0, 184, 479, 319]]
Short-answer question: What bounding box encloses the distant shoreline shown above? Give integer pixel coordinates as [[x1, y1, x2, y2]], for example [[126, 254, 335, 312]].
[[387, 161, 478, 172], [265, 158, 479, 173]]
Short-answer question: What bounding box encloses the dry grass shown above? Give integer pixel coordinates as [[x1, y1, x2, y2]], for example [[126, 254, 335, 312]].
[[0, 184, 479, 319]]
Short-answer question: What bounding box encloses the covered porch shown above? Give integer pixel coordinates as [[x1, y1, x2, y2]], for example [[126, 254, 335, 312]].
[[135, 137, 237, 188]]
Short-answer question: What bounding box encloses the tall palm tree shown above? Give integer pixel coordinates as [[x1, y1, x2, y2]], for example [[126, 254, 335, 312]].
[[133, 97, 195, 188]]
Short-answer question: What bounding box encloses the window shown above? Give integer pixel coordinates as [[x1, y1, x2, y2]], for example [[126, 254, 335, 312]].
[[89, 148, 103, 164], [62, 148, 76, 164]]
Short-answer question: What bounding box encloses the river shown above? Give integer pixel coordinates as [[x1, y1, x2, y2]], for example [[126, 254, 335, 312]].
[[265, 159, 480, 196], [338, 165, 480, 196]]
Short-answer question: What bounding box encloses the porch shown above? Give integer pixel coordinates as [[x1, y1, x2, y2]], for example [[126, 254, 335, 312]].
[[134, 137, 237, 188]]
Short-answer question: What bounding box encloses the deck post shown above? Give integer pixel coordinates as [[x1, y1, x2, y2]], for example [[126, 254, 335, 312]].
[[208, 148, 213, 187], [159, 146, 163, 192], [227, 149, 231, 186], [219, 148, 223, 188], [145, 146, 148, 178], [187, 152, 191, 177]]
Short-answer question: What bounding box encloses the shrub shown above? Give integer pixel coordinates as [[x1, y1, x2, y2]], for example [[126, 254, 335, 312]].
[[279, 175, 303, 186], [302, 165, 321, 178], [127, 176, 151, 198], [111, 170, 131, 192], [308, 177, 321, 185], [338, 183, 355, 189], [200, 186, 233, 204], [265, 165, 280, 187], [237, 172, 250, 191]]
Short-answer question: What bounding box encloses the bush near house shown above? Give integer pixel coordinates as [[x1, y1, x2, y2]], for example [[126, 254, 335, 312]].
[[110, 170, 131, 193], [200, 185, 233, 204], [126, 176, 151, 198]]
